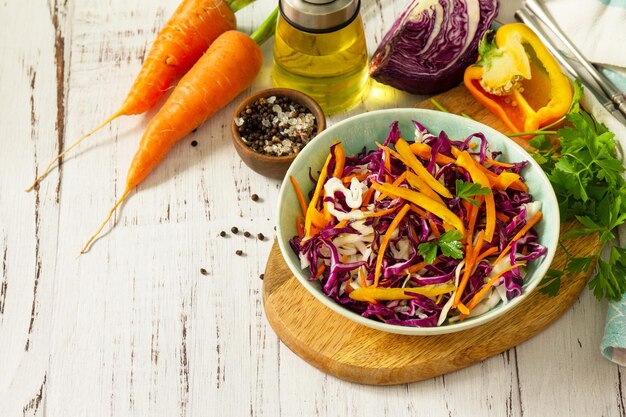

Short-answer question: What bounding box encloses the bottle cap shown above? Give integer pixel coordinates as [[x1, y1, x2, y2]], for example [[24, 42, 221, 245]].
[[280, 0, 360, 33]]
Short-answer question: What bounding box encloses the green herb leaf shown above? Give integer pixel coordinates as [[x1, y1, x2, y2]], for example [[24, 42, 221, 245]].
[[565, 256, 594, 274], [439, 230, 464, 259], [539, 269, 563, 297], [531, 81, 626, 300], [418, 230, 464, 264], [455, 179, 491, 206], [529, 134, 552, 151], [418, 242, 438, 264]]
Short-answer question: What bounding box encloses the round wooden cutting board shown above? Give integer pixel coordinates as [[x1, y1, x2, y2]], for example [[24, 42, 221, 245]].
[[262, 86, 600, 385]]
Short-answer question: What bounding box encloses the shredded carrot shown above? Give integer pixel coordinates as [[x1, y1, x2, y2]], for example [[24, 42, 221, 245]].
[[466, 263, 526, 311], [455, 151, 495, 242], [359, 266, 368, 287], [409, 204, 428, 218], [428, 218, 441, 238], [492, 211, 543, 267], [496, 212, 510, 222], [361, 187, 375, 207], [305, 154, 332, 237], [373, 204, 411, 287], [290, 176, 307, 218], [376, 143, 403, 161], [407, 261, 427, 274], [395, 138, 453, 198], [342, 172, 369, 183], [409, 142, 456, 165], [314, 263, 326, 279], [363, 205, 399, 218], [492, 172, 525, 191], [296, 215, 305, 237], [332, 142, 346, 178], [377, 171, 408, 201], [457, 302, 470, 315], [472, 246, 498, 267], [486, 158, 515, 168], [405, 171, 445, 204], [371, 182, 465, 234], [465, 200, 480, 245], [454, 230, 484, 306], [435, 294, 444, 304], [335, 219, 349, 229]]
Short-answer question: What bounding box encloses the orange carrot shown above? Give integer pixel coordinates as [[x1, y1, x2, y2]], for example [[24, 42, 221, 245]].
[[27, 0, 252, 191], [81, 12, 277, 253], [373, 204, 411, 287], [492, 211, 543, 267], [466, 263, 525, 311], [332, 143, 346, 178], [290, 176, 307, 218]]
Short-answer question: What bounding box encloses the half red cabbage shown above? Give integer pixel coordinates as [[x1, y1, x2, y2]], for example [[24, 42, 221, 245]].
[[369, 0, 499, 94]]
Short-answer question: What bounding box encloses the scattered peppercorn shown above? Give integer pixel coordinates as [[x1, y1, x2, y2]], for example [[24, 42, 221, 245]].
[[257, 233, 265, 241], [219, 231, 226, 237], [200, 268, 209, 276], [234, 95, 317, 157], [243, 231, 251, 238], [235, 249, 243, 256], [259, 273, 264, 280], [191, 140, 198, 147], [251, 193, 259, 201], [231, 226, 239, 234]]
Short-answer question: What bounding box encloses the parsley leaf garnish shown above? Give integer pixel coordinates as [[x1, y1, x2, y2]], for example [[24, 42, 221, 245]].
[[418, 230, 464, 264], [531, 80, 626, 301], [455, 179, 491, 206]]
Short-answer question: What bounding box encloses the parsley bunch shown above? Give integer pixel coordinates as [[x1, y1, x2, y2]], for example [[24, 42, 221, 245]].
[[530, 83, 626, 301]]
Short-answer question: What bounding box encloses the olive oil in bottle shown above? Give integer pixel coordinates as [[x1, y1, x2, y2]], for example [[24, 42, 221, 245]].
[[273, 0, 368, 114]]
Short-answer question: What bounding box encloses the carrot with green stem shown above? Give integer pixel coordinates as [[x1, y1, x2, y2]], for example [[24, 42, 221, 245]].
[[26, 0, 258, 191], [80, 8, 278, 254]]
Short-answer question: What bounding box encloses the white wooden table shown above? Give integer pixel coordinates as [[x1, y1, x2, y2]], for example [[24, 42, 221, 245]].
[[1, 1, 624, 416]]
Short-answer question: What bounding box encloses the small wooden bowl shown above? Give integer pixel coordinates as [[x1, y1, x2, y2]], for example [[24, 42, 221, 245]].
[[231, 88, 326, 180]]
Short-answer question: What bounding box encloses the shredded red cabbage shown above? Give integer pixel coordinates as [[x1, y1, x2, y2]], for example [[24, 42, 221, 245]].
[[290, 121, 546, 327]]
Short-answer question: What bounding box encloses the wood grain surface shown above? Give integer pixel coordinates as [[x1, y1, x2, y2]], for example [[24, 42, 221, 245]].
[[1, 1, 624, 416], [261, 85, 601, 385], [263, 223, 598, 385]]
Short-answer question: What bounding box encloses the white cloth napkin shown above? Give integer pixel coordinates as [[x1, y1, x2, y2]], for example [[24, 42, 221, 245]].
[[543, 0, 626, 68]]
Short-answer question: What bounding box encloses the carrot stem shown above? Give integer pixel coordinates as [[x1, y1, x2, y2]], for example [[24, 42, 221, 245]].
[[226, 0, 257, 12], [80, 187, 131, 254], [25, 111, 123, 192], [250, 7, 278, 45]]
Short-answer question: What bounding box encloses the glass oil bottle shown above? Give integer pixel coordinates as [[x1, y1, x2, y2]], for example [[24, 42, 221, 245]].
[[273, 0, 368, 114]]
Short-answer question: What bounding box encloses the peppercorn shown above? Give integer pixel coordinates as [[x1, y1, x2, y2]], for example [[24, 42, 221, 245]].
[[259, 273, 264, 280], [251, 193, 259, 201], [219, 231, 226, 237], [243, 231, 251, 238], [233, 95, 317, 157], [257, 233, 265, 241], [231, 226, 239, 234], [235, 250, 243, 256], [191, 140, 198, 147], [200, 268, 208, 276]]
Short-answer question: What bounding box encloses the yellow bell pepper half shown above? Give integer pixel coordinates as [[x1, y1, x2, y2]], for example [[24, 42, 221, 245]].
[[464, 23, 573, 136]]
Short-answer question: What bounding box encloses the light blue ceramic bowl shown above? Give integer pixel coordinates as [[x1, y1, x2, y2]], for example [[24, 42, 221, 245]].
[[276, 109, 559, 335]]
